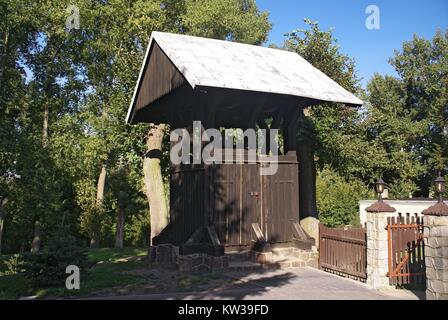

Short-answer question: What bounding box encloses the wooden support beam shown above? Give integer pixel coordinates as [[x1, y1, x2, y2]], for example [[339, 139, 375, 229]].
[[270, 109, 283, 129], [186, 227, 204, 244], [291, 222, 315, 250], [181, 226, 225, 256], [247, 102, 264, 130], [176, 108, 187, 128], [257, 118, 268, 129], [206, 226, 221, 246], [251, 223, 272, 253], [283, 107, 300, 153], [251, 223, 266, 242]]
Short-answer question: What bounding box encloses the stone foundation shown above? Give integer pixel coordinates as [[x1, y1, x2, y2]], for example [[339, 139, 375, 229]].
[[149, 244, 228, 272], [250, 251, 273, 264], [424, 215, 448, 300], [149, 243, 179, 267], [270, 247, 318, 268], [178, 253, 229, 272], [149, 244, 318, 272]]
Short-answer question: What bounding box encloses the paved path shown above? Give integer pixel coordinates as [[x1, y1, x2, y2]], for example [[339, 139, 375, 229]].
[[90, 267, 423, 300]]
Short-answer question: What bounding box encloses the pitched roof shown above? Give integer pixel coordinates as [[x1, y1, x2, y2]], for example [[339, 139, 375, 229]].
[[126, 31, 363, 124]]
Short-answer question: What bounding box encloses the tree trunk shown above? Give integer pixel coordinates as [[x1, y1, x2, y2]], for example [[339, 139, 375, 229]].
[[96, 162, 107, 203], [0, 216, 5, 255], [0, 198, 6, 255], [143, 124, 169, 245], [0, 216, 4, 255], [90, 235, 99, 248], [297, 140, 318, 218], [32, 99, 49, 252], [30, 220, 41, 253], [42, 105, 49, 146], [114, 207, 125, 249], [0, 30, 9, 86], [296, 109, 319, 243], [91, 162, 107, 248]]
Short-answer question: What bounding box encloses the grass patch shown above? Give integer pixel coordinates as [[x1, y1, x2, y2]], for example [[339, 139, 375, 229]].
[[87, 247, 147, 264], [0, 247, 232, 299], [0, 247, 148, 299], [31, 263, 142, 298]]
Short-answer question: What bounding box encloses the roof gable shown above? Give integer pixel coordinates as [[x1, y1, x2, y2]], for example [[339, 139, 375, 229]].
[[134, 42, 186, 113], [126, 32, 363, 124]]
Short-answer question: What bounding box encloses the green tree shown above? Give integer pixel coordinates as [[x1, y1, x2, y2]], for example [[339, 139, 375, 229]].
[[137, 0, 271, 244], [365, 74, 426, 198], [365, 30, 448, 197], [317, 167, 370, 227], [390, 30, 448, 193], [52, 0, 271, 247], [1, 0, 86, 252], [284, 19, 366, 232]]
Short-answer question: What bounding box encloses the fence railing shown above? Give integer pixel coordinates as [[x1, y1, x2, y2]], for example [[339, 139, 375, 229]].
[[319, 224, 367, 281]]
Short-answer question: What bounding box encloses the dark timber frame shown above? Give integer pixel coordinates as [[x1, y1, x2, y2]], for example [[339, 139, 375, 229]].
[[153, 152, 302, 251], [127, 38, 356, 256]]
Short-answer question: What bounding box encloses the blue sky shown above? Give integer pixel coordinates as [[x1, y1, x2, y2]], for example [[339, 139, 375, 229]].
[[256, 0, 448, 87]]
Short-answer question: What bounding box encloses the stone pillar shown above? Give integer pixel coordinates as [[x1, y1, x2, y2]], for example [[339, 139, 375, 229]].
[[422, 202, 448, 300], [300, 216, 319, 247], [149, 244, 179, 267], [365, 201, 396, 289]]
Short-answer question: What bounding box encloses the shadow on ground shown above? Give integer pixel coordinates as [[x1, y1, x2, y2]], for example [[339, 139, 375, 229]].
[[86, 266, 423, 300]]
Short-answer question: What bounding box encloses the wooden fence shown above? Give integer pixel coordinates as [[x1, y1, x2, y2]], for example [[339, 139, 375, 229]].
[[319, 224, 367, 281], [386, 215, 425, 285]]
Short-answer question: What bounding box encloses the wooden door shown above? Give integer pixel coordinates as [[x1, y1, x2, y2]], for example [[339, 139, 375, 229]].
[[240, 164, 261, 245], [213, 164, 242, 246], [261, 162, 299, 243], [213, 163, 262, 246]]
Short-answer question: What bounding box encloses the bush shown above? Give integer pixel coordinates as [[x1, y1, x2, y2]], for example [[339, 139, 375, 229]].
[[1, 254, 25, 275], [388, 179, 419, 199], [317, 167, 370, 227], [23, 232, 90, 287]]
